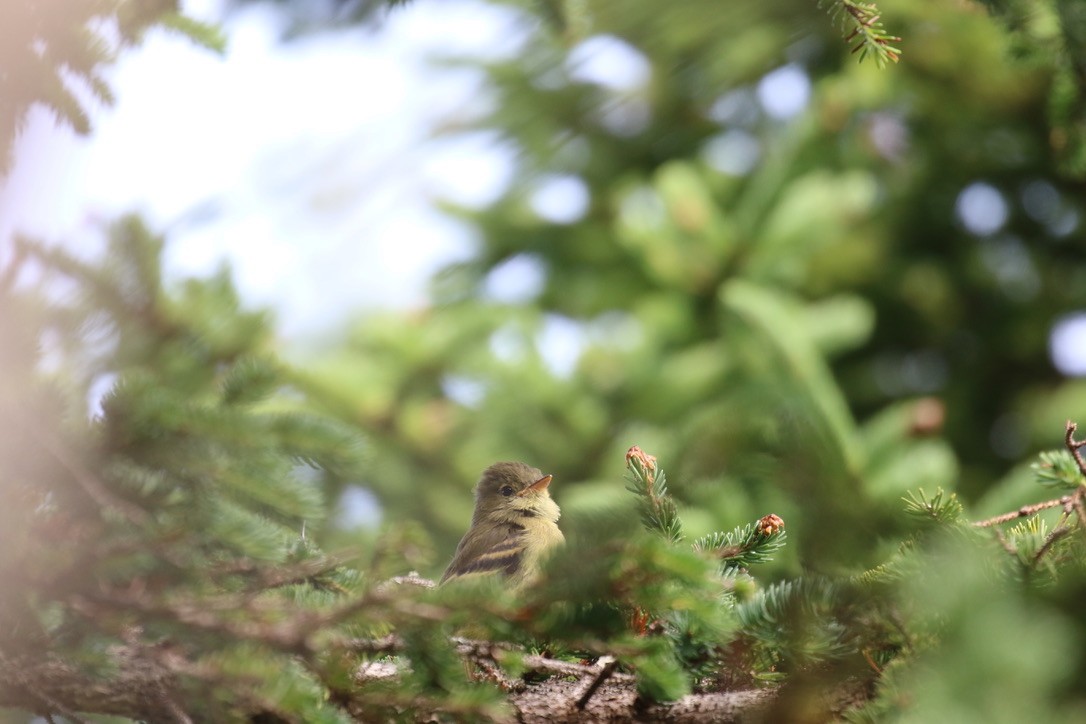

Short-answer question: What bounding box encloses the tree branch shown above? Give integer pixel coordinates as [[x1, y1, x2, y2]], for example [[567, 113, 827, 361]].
[[1065, 420, 1086, 477], [0, 647, 190, 724], [574, 656, 619, 709], [974, 496, 1074, 528]]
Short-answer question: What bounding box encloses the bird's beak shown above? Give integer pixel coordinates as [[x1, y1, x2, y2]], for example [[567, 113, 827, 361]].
[[518, 474, 553, 496]]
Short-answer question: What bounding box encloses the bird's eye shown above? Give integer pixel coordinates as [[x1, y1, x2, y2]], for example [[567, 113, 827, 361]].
[[500, 485, 515, 497]]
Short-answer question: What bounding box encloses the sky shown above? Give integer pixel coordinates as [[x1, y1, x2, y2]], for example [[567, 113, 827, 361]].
[[1, 0, 525, 337]]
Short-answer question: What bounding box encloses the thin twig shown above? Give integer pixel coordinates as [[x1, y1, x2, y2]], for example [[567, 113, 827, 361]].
[[1032, 526, 1073, 568], [1062, 421, 1086, 541], [472, 656, 524, 693], [1074, 494, 1086, 537], [861, 648, 882, 674], [1066, 421, 1086, 477], [521, 654, 626, 681], [347, 636, 636, 695], [973, 421, 1086, 566], [974, 422, 1086, 534], [575, 657, 620, 710], [973, 496, 1071, 527]]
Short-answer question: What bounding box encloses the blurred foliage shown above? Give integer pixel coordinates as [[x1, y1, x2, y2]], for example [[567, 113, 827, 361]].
[[297, 0, 1084, 570], [5, 0, 1086, 719], [0, 0, 223, 170], [820, 0, 902, 67], [0, 228, 786, 717], [0, 222, 369, 720], [293, 0, 1086, 714]]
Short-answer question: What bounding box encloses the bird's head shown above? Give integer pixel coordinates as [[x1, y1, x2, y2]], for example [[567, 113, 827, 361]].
[[471, 461, 560, 525]]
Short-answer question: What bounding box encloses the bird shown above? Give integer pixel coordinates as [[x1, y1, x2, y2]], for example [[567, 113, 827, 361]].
[[441, 461, 564, 585]]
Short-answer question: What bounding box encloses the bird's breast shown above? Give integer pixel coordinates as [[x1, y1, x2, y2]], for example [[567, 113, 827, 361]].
[[517, 514, 564, 554]]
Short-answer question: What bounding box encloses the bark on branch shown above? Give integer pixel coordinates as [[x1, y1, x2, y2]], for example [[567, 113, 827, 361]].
[[0, 646, 193, 724], [0, 635, 787, 723]]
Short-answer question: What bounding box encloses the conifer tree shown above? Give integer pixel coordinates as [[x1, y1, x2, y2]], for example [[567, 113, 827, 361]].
[[5, 0, 1086, 721]]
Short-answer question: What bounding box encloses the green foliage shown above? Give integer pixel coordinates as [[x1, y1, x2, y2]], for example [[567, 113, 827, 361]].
[[1032, 449, 1084, 491], [7, 0, 1086, 719], [821, 0, 903, 67], [624, 448, 684, 544], [903, 487, 966, 525], [976, 0, 1086, 177], [693, 520, 788, 572], [736, 577, 856, 669], [853, 537, 1086, 724], [290, 0, 1086, 584], [0, 221, 374, 719], [846, 442, 1086, 719], [1, 226, 791, 718]]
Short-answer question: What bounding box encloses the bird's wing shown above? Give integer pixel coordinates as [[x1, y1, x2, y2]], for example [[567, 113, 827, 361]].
[[441, 523, 526, 582]]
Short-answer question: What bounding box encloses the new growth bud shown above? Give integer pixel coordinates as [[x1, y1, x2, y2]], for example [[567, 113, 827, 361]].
[[758, 514, 784, 536], [625, 445, 658, 484]]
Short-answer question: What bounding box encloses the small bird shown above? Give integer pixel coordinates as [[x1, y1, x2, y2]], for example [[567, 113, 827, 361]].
[[441, 461, 564, 585]]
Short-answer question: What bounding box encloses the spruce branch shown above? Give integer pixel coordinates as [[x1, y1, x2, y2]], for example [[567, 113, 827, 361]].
[[1031, 449, 1083, 491], [624, 446, 683, 543], [622, 446, 787, 575], [903, 487, 964, 524], [2, 4, 224, 169], [976, 423, 1086, 531], [735, 577, 855, 665], [969, 422, 1086, 571], [820, 0, 903, 67], [692, 515, 787, 572]]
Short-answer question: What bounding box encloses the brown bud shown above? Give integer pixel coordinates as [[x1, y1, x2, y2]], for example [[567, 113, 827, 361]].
[[909, 397, 945, 437], [758, 514, 784, 536], [625, 446, 658, 483]]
